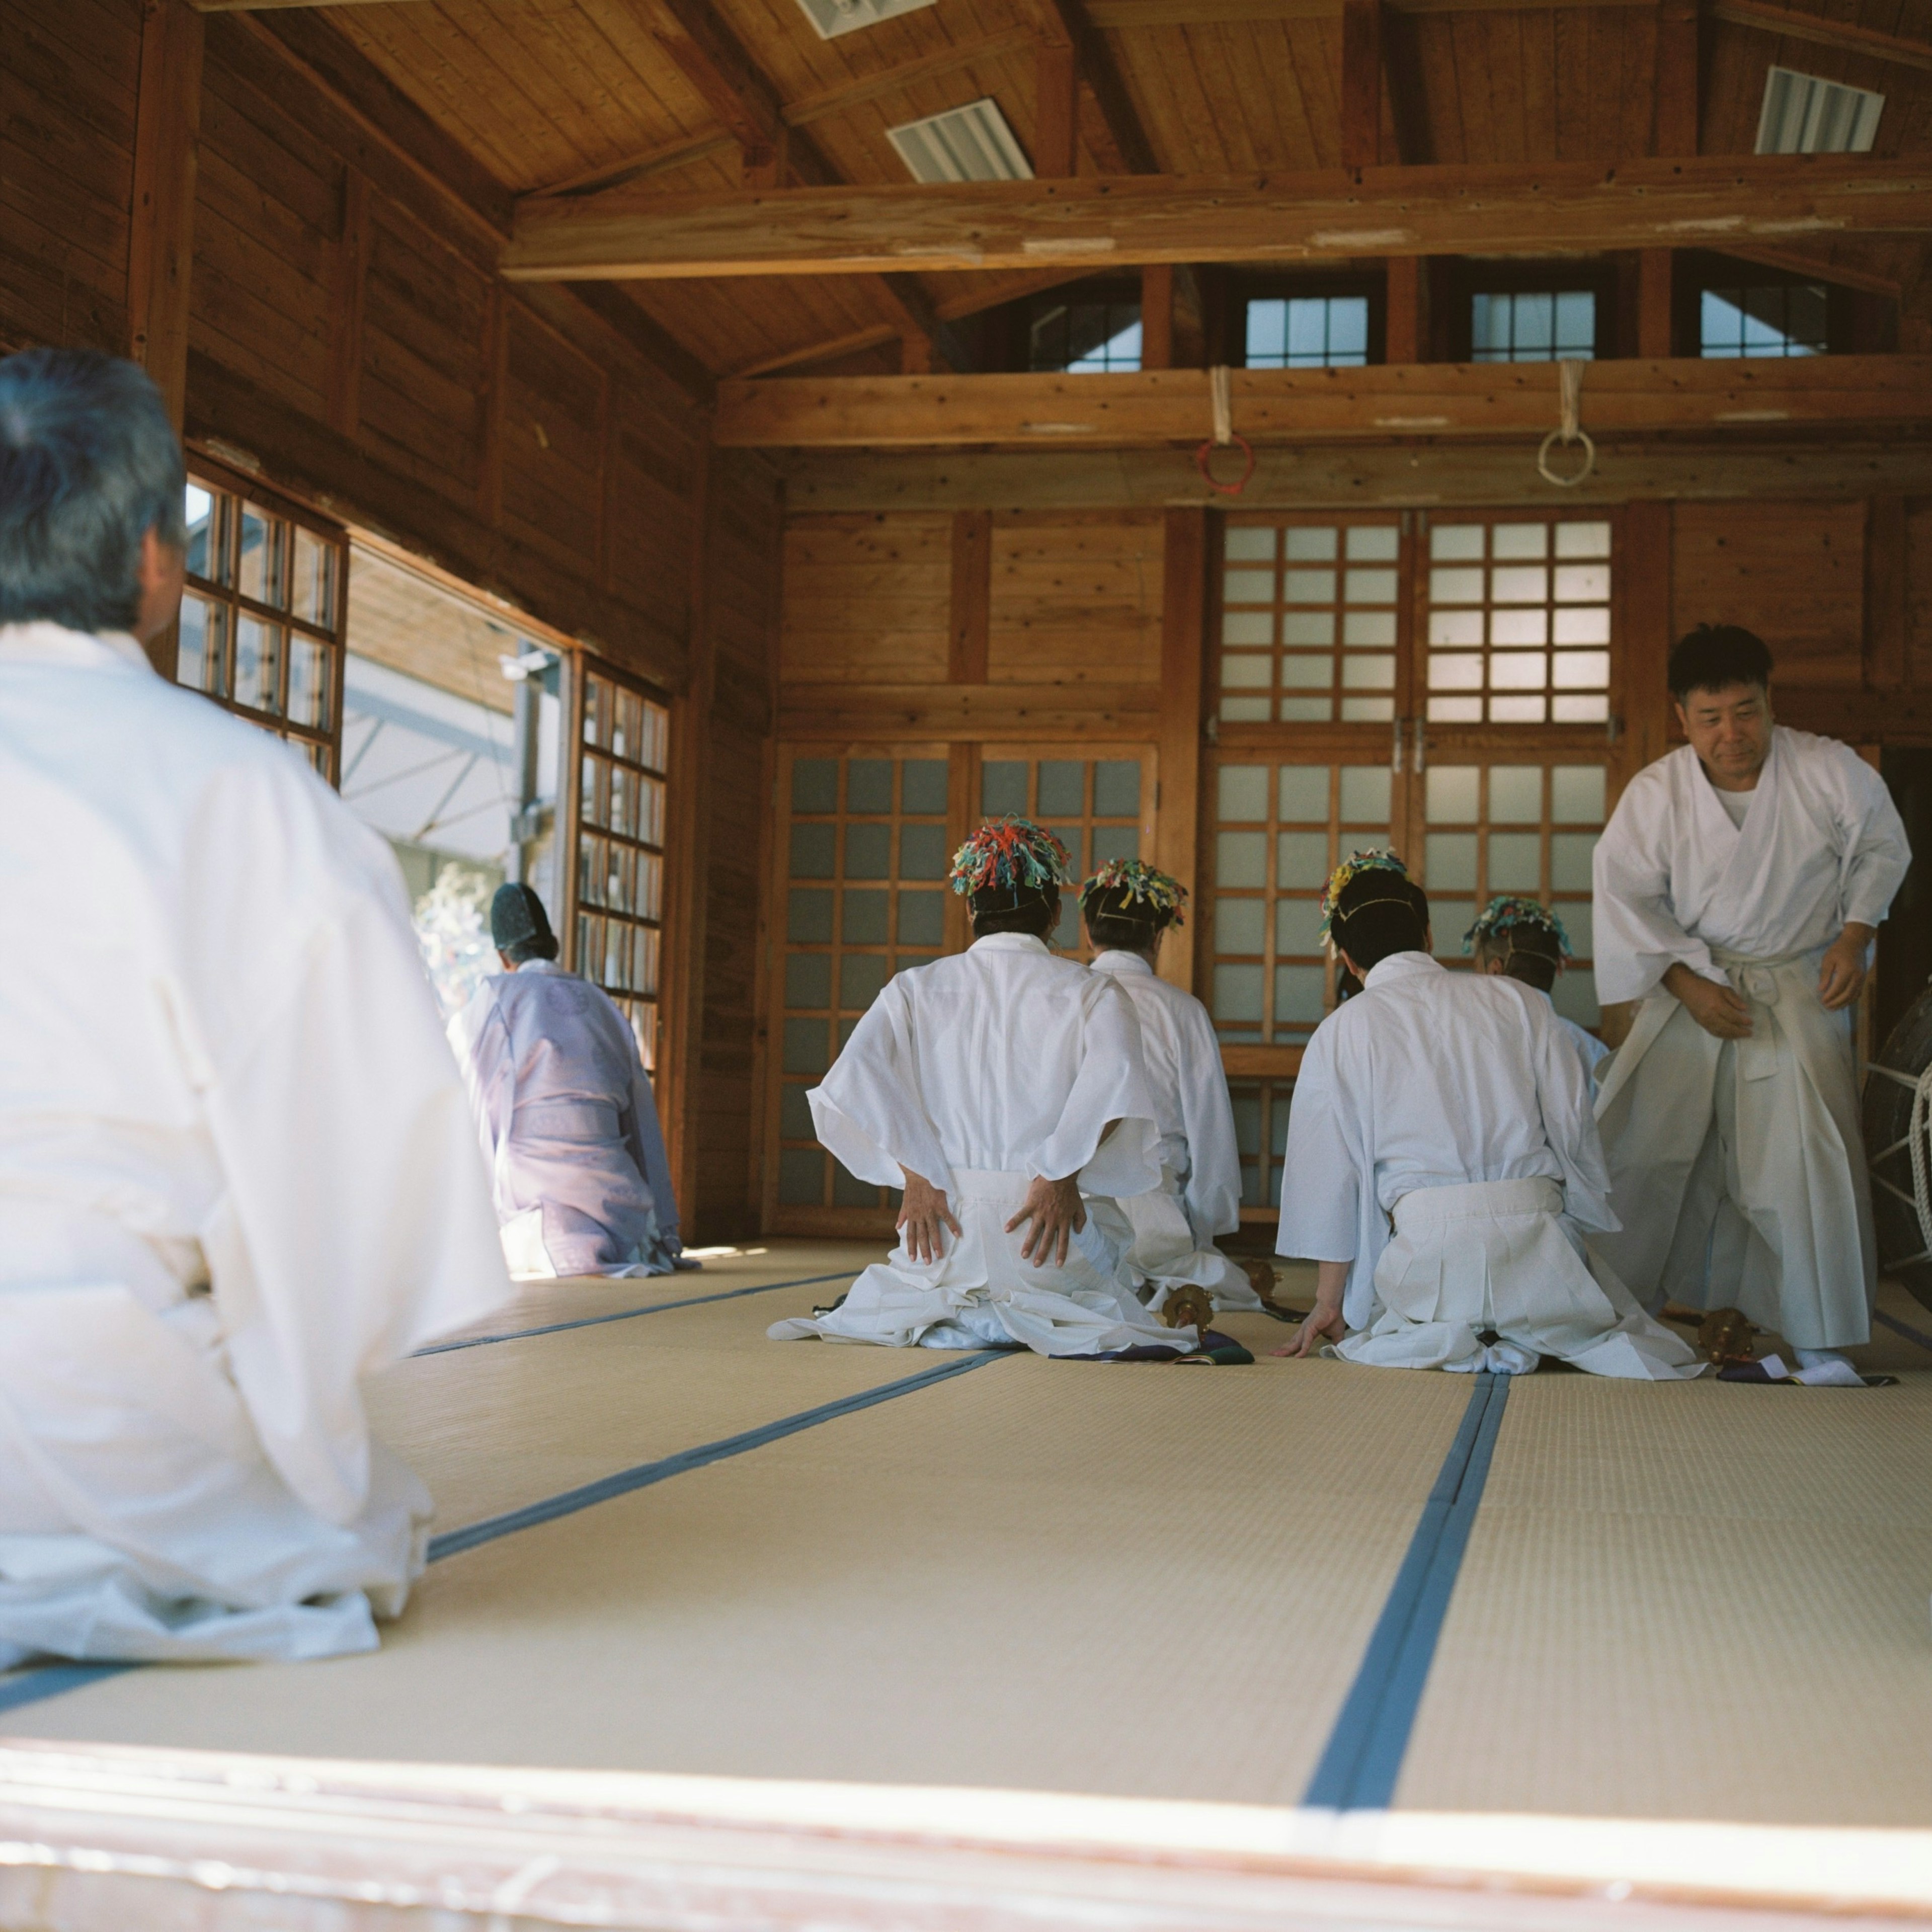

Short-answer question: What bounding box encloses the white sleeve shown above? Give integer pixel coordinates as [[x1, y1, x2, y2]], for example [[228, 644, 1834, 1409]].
[[1592, 777, 1721, 1003], [1177, 998, 1242, 1239], [1529, 1001, 1618, 1235], [1273, 1026, 1359, 1265], [623, 1060, 681, 1245], [1035, 977, 1160, 1197], [808, 983, 955, 1194], [1833, 748, 1912, 933]]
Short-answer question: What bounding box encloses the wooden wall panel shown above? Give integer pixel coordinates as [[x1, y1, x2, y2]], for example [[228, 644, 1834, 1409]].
[[502, 305, 605, 572], [986, 511, 1164, 685], [356, 210, 492, 494], [1907, 500, 1932, 692], [695, 451, 784, 1240], [1672, 500, 1868, 688], [608, 379, 702, 648], [780, 513, 950, 684], [0, 0, 142, 355]]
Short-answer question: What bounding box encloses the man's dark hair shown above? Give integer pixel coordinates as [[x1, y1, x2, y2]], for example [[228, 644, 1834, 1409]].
[[1669, 623, 1773, 702], [1080, 882, 1166, 953], [1475, 924, 1562, 993], [1330, 871, 1429, 973], [491, 882, 560, 963], [0, 349, 187, 634], [971, 884, 1059, 939]]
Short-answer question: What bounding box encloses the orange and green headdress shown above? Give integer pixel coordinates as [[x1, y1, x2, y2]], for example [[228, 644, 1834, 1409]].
[[1464, 895, 1573, 959], [1080, 857, 1187, 930], [1318, 848, 1410, 942], [948, 816, 1073, 898]]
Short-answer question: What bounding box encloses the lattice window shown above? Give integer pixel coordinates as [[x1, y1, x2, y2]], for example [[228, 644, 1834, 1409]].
[[1030, 301, 1142, 372], [1217, 518, 1402, 725], [1228, 1078, 1294, 1210], [979, 754, 1145, 949], [1418, 760, 1608, 1029], [1245, 296, 1369, 369], [1209, 758, 1396, 1045], [1424, 517, 1611, 725], [777, 754, 951, 1210], [574, 666, 670, 1067], [1471, 290, 1596, 362], [1700, 283, 1827, 357], [180, 474, 347, 780]]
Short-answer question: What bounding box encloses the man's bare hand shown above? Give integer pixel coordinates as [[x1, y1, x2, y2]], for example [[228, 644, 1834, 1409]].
[[1273, 1302, 1345, 1358], [1006, 1174, 1085, 1268], [1818, 925, 1875, 1013], [1664, 962, 1755, 1040], [897, 1170, 961, 1265]]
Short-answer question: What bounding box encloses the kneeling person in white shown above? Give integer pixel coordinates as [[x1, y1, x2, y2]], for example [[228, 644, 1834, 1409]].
[[770, 819, 1187, 1356], [1467, 895, 1608, 1086], [449, 883, 689, 1280], [1591, 624, 1910, 1379], [1276, 854, 1698, 1379], [1078, 860, 1258, 1316], [0, 351, 513, 1667]]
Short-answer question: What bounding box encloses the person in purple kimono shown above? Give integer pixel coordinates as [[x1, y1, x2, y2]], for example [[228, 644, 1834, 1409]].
[[448, 884, 693, 1279]]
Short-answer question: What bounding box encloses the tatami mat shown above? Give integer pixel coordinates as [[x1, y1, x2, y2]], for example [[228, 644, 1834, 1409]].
[[10, 1242, 1932, 1831]]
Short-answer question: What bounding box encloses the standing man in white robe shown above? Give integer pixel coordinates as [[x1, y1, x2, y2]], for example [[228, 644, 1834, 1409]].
[[1078, 860, 1259, 1316], [0, 349, 513, 1667], [449, 883, 689, 1280], [1466, 896, 1608, 1083], [1276, 853, 1698, 1379], [770, 819, 1191, 1356], [1592, 624, 1911, 1379]]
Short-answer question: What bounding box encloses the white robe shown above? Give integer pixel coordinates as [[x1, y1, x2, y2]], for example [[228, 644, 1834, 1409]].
[[0, 624, 513, 1666], [1083, 950, 1258, 1313], [449, 961, 685, 1279], [1275, 953, 1698, 1378], [1591, 728, 1911, 1347], [1541, 987, 1610, 1085], [769, 933, 1188, 1355]]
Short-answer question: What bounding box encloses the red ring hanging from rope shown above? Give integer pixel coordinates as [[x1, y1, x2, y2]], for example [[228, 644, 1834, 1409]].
[[1193, 432, 1255, 496]]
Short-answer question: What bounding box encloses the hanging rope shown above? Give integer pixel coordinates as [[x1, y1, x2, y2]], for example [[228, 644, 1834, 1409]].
[[1194, 364, 1255, 496], [1537, 358, 1595, 489]]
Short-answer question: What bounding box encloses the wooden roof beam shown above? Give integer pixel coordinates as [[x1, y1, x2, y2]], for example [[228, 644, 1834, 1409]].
[[1034, 0, 1162, 173], [502, 159, 1932, 282], [711, 354, 1932, 448]]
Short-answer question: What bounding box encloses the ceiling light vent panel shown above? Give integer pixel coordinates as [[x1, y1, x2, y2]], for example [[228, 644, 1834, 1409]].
[[792, 0, 936, 40], [889, 99, 1034, 183], [1756, 66, 1884, 153]]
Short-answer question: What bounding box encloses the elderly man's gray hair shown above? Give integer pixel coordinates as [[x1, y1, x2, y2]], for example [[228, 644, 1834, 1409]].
[[0, 348, 188, 636]]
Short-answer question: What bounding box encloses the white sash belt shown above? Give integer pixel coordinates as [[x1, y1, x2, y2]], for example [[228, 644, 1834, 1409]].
[[1391, 1176, 1563, 1231]]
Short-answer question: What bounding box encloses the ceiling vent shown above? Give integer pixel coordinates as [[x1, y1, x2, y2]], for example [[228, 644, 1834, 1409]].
[[1755, 65, 1884, 153], [889, 99, 1034, 183], [791, 0, 936, 41]]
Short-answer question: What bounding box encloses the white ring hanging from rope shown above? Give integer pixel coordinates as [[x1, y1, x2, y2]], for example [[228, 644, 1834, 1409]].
[[1538, 358, 1596, 488]]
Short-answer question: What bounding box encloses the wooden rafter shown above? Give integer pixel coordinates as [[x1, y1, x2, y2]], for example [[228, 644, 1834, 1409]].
[[1708, 0, 1932, 74], [712, 355, 1932, 449], [502, 159, 1932, 283], [1033, 0, 1162, 173]]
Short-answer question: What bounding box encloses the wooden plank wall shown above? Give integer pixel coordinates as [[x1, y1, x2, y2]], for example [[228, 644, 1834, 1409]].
[[0, 0, 142, 358]]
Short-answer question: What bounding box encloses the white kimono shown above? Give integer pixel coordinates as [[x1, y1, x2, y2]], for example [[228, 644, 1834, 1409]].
[[1592, 728, 1910, 1348], [0, 624, 512, 1666], [1276, 953, 1699, 1378], [1083, 950, 1258, 1314], [1542, 988, 1610, 1085], [449, 961, 685, 1279], [769, 933, 1188, 1355]]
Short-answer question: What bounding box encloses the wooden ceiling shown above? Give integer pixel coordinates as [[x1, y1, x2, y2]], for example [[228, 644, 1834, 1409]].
[[298, 0, 1932, 377]]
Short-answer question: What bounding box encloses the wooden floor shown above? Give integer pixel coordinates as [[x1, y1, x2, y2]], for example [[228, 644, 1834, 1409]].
[[6, 1239, 1931, 1841]]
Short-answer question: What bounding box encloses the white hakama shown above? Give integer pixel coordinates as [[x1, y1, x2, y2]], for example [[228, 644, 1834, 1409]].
[[0, 625, 513, 1665], [1083, 950, 1258, 1314], [1591, 729, 1910, 1348], [769, 933, 1190, 1355], [450, 960, 686, 1279], [1276, 952, 1698, 1379]]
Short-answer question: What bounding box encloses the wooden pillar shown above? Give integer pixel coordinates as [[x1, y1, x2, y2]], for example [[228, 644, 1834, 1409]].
[[1157, 508, 1206, 996], [1865, 495, 1907, 691], [1140, 264, 1174, 370], [1617, 500, 1675, 794], [949, 510, 992, 683], [1034, 40, 1079, 179], [1638, 248, 1674, 359], [1340, 0, 1382, 171], [1386, 256, 1426, 363], [1653, 0, 1699, 155]]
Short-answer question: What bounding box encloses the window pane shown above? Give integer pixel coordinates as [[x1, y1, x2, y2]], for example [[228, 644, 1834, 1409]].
[[1093, 759, 1140, 816], [1223, 611, 1273, 645], [1283, 569, 1337, 604], [178, 594, 227, 697], [1488, 766, 1542, 823], [1225, 526, 1276, 561], [1425, 832, 1478, 890], [789, 824, 835, 878], [982, 760, 1028, 816], [1225, 569, 1276, 603], [901, 759, 948, 814], [899, 824, 948, 879], [779, 1084, 815, 1140], [1488, 832, 1542, 892], [1217, 831, 1268, 887], [1339, 765, 1390, 823], [1551, 833, 1598, 891], [1282, 611, 1336, 646], [1493, 523, 1548, 560], [1215, 963, 1265, 1023], [234, 616, 282, 714], [898, 891, 945, 945], [792, 758, 838, 813], [778, 1148, 825, 1205], [1224, 653, 1274, 688], [786, 953, 832, 1009], [843, 889, 890, 943], [840, 953, 890, 1011], [1276, 897, 1325, 955], [1038, 760, 1085, 816], [1284, 527, 1338, 561], [847, 758, 893, 814], [1217, 899, 1266, 953], [788, 889, 833, 942], [1275, 964, 1326, 1025], [287, 633, 332, 729], [238, 507, 285, 607], [1278, 766, 1328, 821], [1277, 832, 1329, 888], [1341, 654, 1395, 689], [290, 527, 336, 629], [1219, 766, 1269, 821], [1221, 695, 1271, 722], [1429, 653, 1485, 691], [782, 1018, 830, 1075], [1551, 766, 1606, 824], [1426, 767, 1480, 822]]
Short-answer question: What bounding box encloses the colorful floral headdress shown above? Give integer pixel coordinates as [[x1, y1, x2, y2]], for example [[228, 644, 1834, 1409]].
[[948, 816, 1073, 897], [1079, 857, 1188, 929], [1318, 848, 1410, 941], [1463, 895, 1574, 958]]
